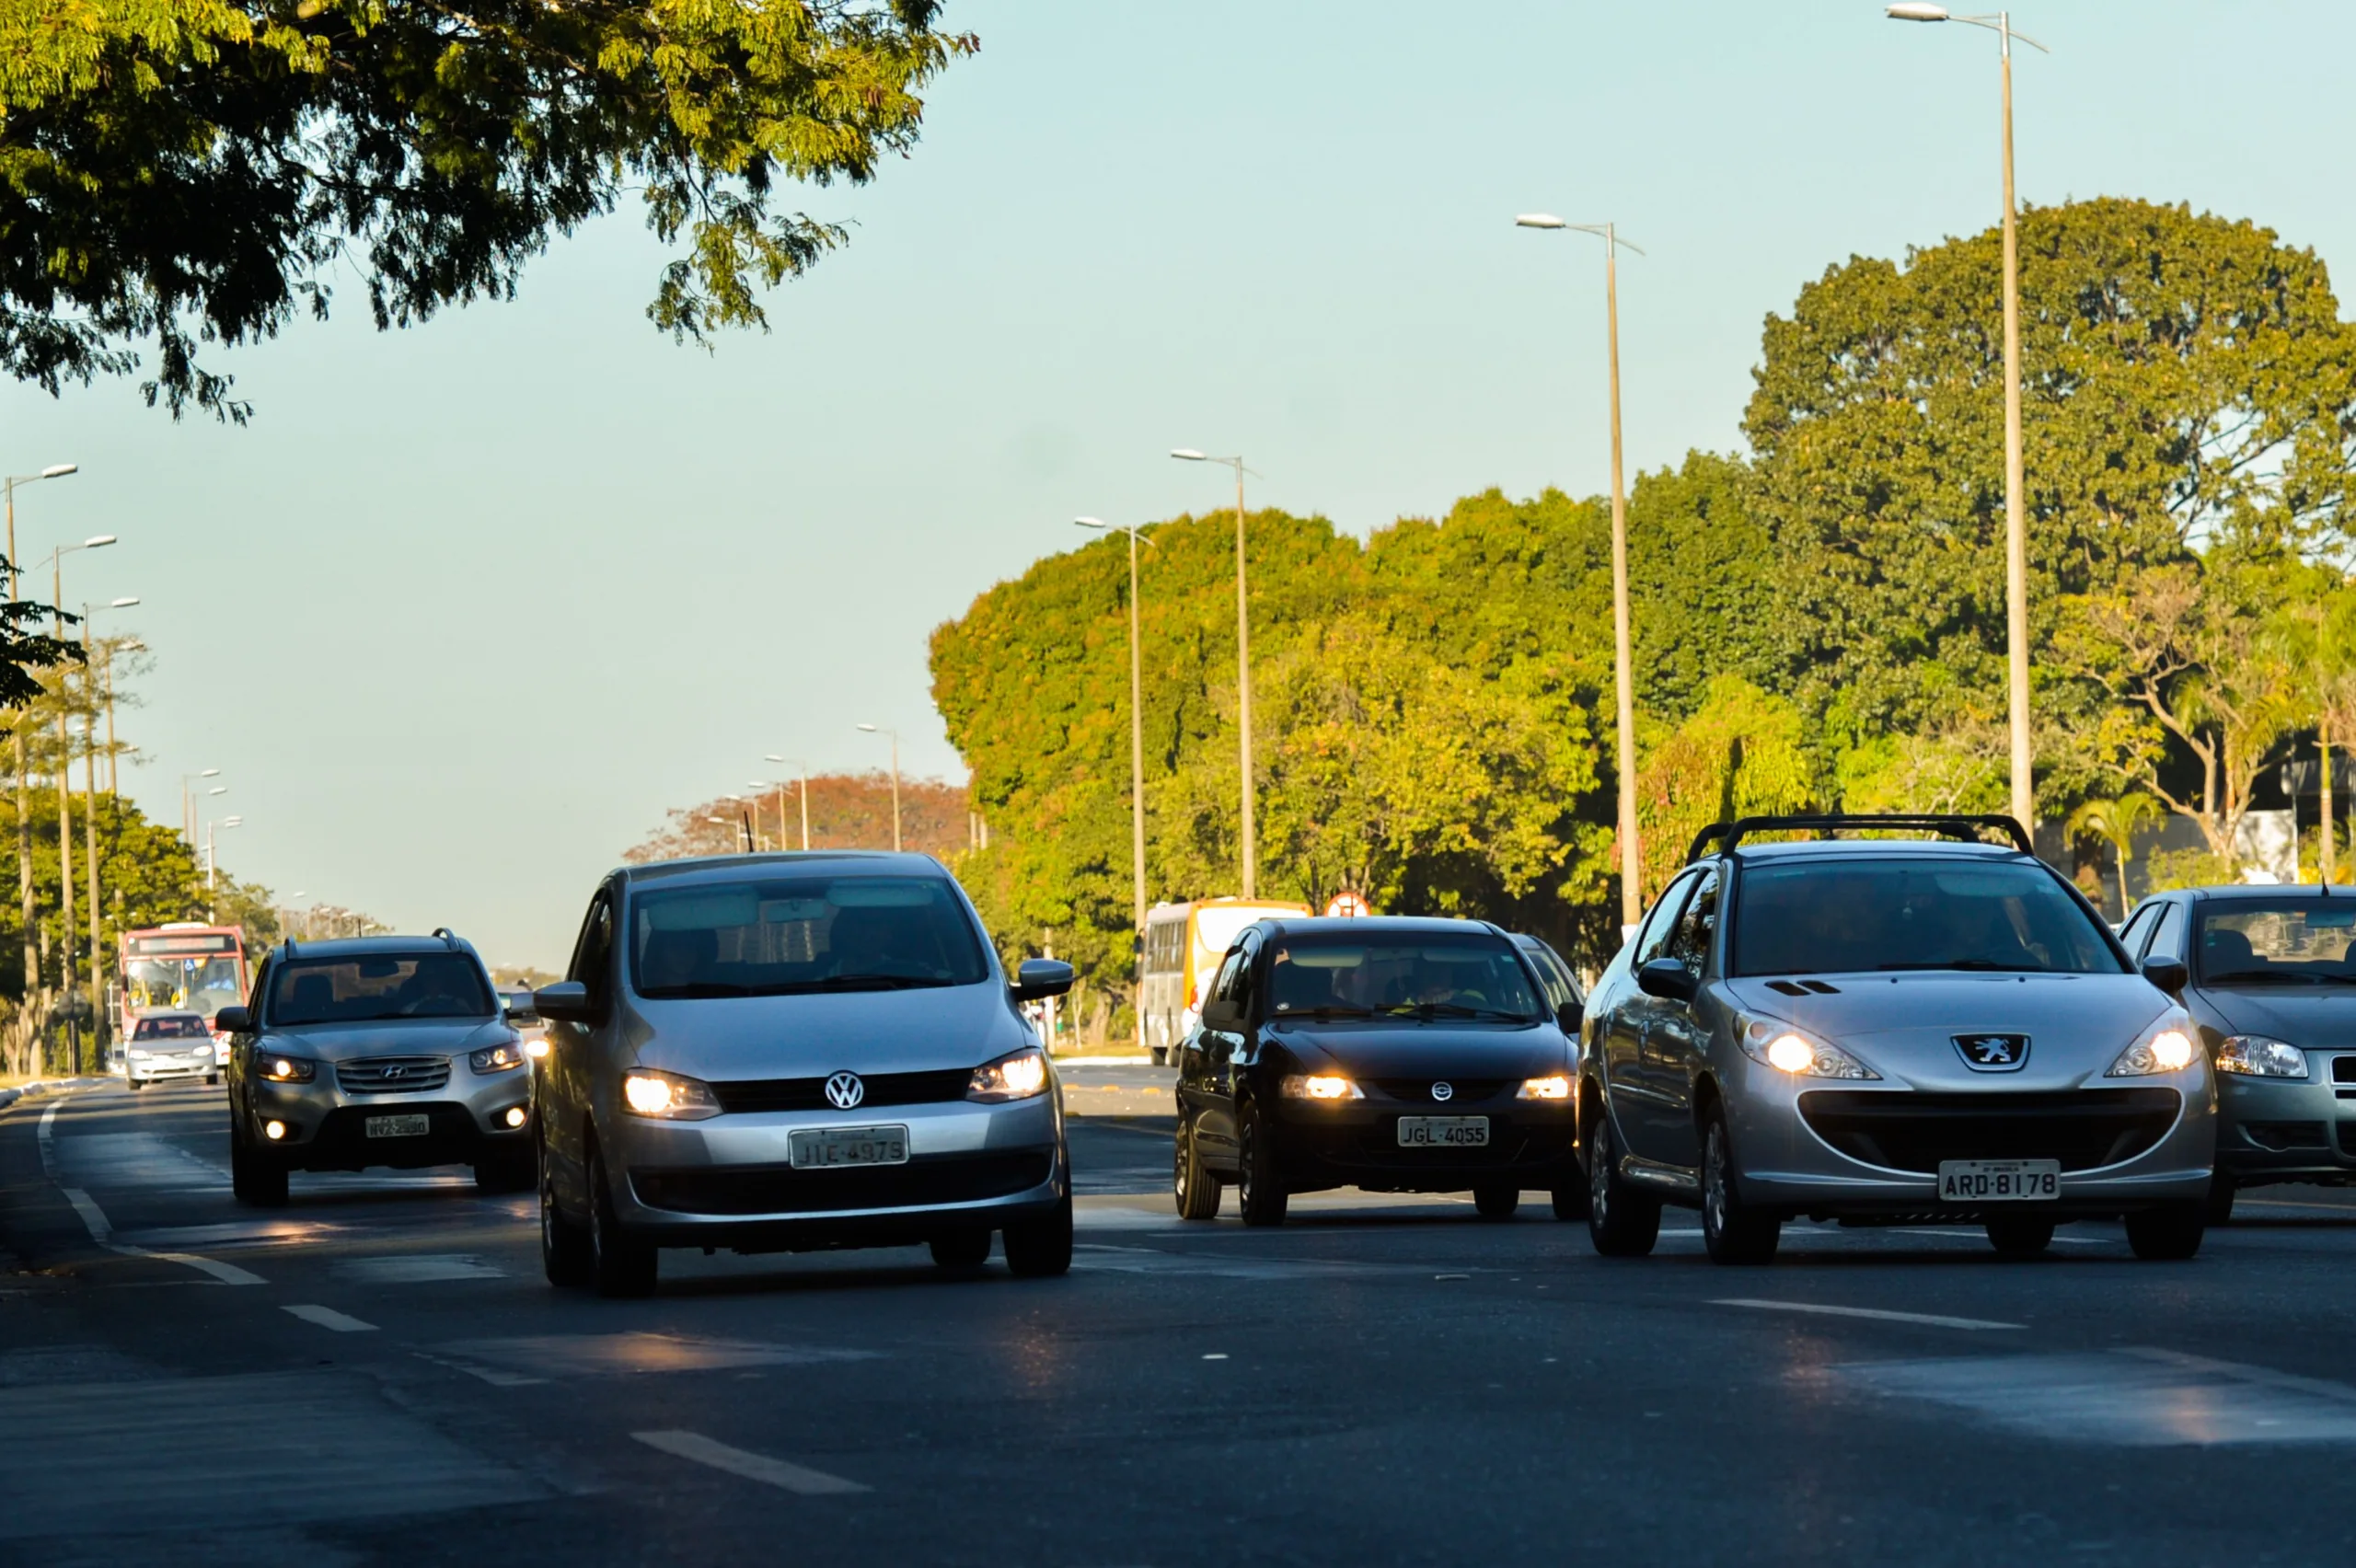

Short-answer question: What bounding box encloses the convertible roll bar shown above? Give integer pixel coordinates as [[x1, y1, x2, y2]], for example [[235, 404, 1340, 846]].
[[1682, 813, 2035, 863]]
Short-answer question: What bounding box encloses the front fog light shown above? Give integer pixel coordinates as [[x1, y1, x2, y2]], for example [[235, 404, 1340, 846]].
[[2108, 1019, 2198, 1078], [1280, 1073, 1364, 1101], [263, 1120, 286, 1141], [2219, 1035, 2307, 1078], [502, 1106, 528, 1129], [1739, 1020, 1878, 1079], [968, 1048, 1049, 1103], [621, 1068, 722, 1120]]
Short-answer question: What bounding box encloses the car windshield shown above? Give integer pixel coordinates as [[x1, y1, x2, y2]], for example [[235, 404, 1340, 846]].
[[1265, 932, 1545, 1022], [2197, 901, 2356, 985], [628, 874, 989, 997], [133, 1016, 209, 1040], [269, 954, 496, 1025], [1731, 857, 2123, 976]]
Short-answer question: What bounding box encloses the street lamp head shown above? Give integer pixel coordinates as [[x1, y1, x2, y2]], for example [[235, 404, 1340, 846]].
[[857, 723, 879, 733], [208, 786, 227, 796], [1074, 516, 1107, 529], [222, 816, 242, 827], [1516, 213, 1569, 229], [1170, 449, 1207, 462], [84, 535, 117, 549], [40, 464, 76, 479], [1886, 3, 1950, 18], [201, 768, 220, 778], [109, 596, 139, 608]]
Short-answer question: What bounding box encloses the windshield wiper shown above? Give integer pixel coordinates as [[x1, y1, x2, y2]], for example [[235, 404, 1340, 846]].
[[2201, 969, 2356, 986], [1276, 1005, 1379, 1020], [1383, 1002, 1537, 1022]]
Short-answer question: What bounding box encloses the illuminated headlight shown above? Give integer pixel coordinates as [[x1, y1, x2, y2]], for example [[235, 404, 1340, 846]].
[[468, 1042, 525, 1074], [255, 1053, 317, 1084], [1739, 1019, 1878, 1079], [1517, 1075, 1573, 1101], [620, 1067, 721, 1120], [2218, 1035, 2307, 1079], [967, 1048, 1049, 1102], [1279, 1073, 1363, 1101], [523, 1037, 550, 1060], [2107, 1014, 2199, 1078]]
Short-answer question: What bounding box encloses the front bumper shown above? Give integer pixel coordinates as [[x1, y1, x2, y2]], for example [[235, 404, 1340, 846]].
[[606, 1092, 1067, 1251], [248, 1065, 532, 1171], [1272, 1094, 1579, 1193], [127, 1052, 217, 1084], [2214, 1069, 2356, 1185]]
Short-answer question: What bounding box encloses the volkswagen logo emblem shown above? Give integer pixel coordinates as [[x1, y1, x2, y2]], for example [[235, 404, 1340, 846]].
[[1954, 1033, 2029, 1073], [824, 1071, 866, 1110], [1430, 1081, 1454, 1102]]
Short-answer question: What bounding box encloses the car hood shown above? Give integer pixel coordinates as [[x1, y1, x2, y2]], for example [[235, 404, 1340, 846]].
[[2196, 986, 2356, 1047], [1720, 973, 2178, 1090], [1270, 1021, 1568, 1078], [625, 982, 1031, 1079], [263, 1017, 514, 1060]]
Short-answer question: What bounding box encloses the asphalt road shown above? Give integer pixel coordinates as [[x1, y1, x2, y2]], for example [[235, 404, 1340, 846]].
[[9, 1081, 2356, 1565]]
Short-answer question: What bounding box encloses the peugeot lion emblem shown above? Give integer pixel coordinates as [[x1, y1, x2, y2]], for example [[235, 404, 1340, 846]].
[[1430, 1081, 1454, 1102], [1954, 1034, 2030, 1073], [824, 1071, 867, 1110]]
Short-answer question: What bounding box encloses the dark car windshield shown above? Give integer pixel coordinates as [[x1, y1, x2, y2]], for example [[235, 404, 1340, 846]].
[[1732, 857, 2123, 977], [1266, 931, 1545, 1022], [133, 1015, 210, 1040], [2197, 900, 2356, 985], [269, 953, 496, 1025], [629, 874, 990, 997]]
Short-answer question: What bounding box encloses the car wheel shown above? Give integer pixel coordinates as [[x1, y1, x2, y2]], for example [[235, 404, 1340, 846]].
[[1550, 1162, 1590, 1221], [474, 1142, 536, 1194], [1173, 1113, 1222, 1220], [1700, 1111, 1779, 1264], [1984, 1216, 2054, 1257], [587, 1145, 658, 1297], [2203, 1173, 2235, 1227], [1235, 1102, 1288, 1228], [205, 1074, 220, 1087], [1003, 1193, 1073, 1278], [1585, 1109, 1659, 1258], [930, 1228, 993, 1270], [1149, 1047, 1169, 1067], [541, 1143, 594, 1288], [2124, 1202, 2205, 1262], [230, 1119, 287, 1208], [1473, 1182, 1519, 1221]]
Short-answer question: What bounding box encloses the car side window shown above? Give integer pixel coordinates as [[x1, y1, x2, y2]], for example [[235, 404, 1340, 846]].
[[570, 892, 615, 1007], [246, 959, 270, 1017], [2146, 899, 2187, 963], [1667, 869, 1724, 976], [1207, 947, 1245, 1007], [1632, 871, 1702, 970], [1230, 934, 1262, 1022], [2116, 902, 2157, 958]]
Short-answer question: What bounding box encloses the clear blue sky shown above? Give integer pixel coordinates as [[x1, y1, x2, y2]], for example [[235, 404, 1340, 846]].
[[3, 0, 2348, 967]]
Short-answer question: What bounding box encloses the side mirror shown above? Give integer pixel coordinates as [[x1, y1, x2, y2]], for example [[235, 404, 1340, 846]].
[[1011, 958, 1075, 1004], [1199, 997, 1243, 1032], [1555, 999, 1585, 1037], [533, 981, 596, 1022], [1635, 958, 1699, 1004], [214, 1005, 252, 1033], [2142, 957, 2189, 995]]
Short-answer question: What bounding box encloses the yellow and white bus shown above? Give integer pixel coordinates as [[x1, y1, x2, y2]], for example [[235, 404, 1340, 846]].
[[1139, 897, 1311, 1066]]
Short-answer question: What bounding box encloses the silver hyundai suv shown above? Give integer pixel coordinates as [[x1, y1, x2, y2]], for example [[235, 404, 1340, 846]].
[[221, 933, 535, 1205], [531, 852, 1076, 1297]]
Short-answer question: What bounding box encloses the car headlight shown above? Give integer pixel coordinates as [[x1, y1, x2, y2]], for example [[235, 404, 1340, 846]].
[[967, 1047, 1049, 1102], [254, 1053, 316, 1083], [468, 1042, 526, 1074], [1738, 1019, 1879, 1080], [2106, 1013, 2199, 1078], [621, 1067, 722, 1120], [1280, 1073, 1364, 1101], [2217, 1034, 2308, 1079], [1517, 1075, 1573, 1101]]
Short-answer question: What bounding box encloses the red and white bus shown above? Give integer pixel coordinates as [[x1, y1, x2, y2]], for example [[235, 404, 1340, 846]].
[[116, 923, 251, 1035]]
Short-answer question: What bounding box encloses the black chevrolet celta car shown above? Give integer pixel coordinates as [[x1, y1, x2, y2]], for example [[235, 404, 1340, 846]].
[[1172, 917, 1585, 1225]]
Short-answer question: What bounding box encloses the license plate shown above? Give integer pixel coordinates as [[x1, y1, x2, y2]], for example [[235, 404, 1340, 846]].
[[365, 1114, 431, 1138], [1937, 1159, 2059, 1202], [789, 1125, 910, 1169], [1397, 1116, 1490, 1148]]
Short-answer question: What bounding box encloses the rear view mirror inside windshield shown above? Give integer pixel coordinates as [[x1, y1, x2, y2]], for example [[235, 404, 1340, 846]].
[[827, 879, 941, 908]]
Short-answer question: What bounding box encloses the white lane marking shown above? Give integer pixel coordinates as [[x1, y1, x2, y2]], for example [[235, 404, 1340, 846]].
[[1715, 1297, 2023, 1332], [1847, 1349, 2356, 1446], [2118, 1346, 2356, 1406], [40, 1097, 264, 1286], [36, 1100, 61, 1176], [631, 1430, 869, 1495], [283, 1304, 378, 1333], [337, 1254, 504, 1284]]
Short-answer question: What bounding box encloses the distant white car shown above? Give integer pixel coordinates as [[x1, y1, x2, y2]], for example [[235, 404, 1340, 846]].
[[125, 1011, 220, 1089]]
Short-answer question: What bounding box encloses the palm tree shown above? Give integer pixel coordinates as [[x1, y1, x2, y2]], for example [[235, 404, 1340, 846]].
[[2068, 793, 2166, 916]]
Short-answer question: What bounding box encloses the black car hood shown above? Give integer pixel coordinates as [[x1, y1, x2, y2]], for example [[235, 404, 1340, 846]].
[[1272, 1021, 1568, 1078], [2197, 986, 2356, 1047]]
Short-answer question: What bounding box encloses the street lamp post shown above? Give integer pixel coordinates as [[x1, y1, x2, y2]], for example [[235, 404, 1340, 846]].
[[104, 639, 143, 793], [205, 814, 242, 894], [1171, 449, 1260, 898], [182, 768, 221, 846], [856, 725, 902, 851], [1887, 3, 2048, 834], [43, 533, 116, 1002], [80, 596, 136, 1053], [5, 460, 74, 1065], [1076, 517, 1152, 1015], [1515, 214, 1646, 929], [764, 755, 812, 850]]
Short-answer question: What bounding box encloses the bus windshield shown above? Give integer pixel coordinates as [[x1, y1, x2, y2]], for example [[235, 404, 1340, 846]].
[[125, 955, 246, 1019]]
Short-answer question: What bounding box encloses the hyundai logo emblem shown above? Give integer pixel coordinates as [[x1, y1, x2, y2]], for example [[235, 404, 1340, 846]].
[[1954, 1034, 2029, 1072], [383, 1066, 406, 1080], [825, 1071, 866, 1110], [1430, 1081, 1454, 1102]]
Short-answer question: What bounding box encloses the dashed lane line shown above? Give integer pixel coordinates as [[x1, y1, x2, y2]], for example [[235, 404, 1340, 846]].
[[1715, 1297, 2024, 1332], [38, 1096, 264, 1286], [283, 1304, 378, 1332], [632, 1430, 870, 1495]]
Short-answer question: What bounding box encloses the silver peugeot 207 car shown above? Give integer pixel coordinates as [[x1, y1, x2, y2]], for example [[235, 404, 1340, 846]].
[[1578, 814, 2215, 1264], [531, 851, 1076, 1297], [221, 932, 537, 1205]]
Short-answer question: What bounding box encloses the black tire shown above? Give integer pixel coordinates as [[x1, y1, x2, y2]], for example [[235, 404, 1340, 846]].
[[2124, 1202, 2206, 1262], [205, 1074, 220, 1087], [2203, 1173, 2236, 1227], [1984, 1216, 2055, 1258], [1235, 1102, 1288, 1228], [1003, 1193, 1073, 1278], [540, 1144, 594, 1288], [474, 1141, 536, 1194], [1173, 1113, 1222, 1220], [1149, 1047, 1169, 1067], [230, 1120, 288, 1208], [1473, 1182, 1520, 1220], [1700, 1111, 1779, 1264], [127, 1078, 144, 1092], [930, 1228, 993, 1270], [1550, 1172, 1590, 1221], [1585, 1108, 1659, 1258], [588, 1146, 658, 1297]]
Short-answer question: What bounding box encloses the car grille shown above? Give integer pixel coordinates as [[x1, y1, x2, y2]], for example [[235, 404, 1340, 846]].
[[1369, 1079, 1510, 1104], [2243, 1120, 2330, 1152], [335, 1056, 453, 1094], [708, 1068, 974, 1114], [2333, 1057, 2356, 1085], [629, 1151, 1054, 1216], [1796, 1089, 2181, 1173]]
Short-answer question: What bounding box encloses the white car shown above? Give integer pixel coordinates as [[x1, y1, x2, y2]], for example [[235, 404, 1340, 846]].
[[125, 1011, 220, 1089]]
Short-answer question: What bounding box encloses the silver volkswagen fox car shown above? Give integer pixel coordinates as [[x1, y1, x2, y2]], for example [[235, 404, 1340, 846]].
[[222, 933, 536, 1205], [1578, 814, 2215, 1264], [531, 852, 1077, 1297]]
